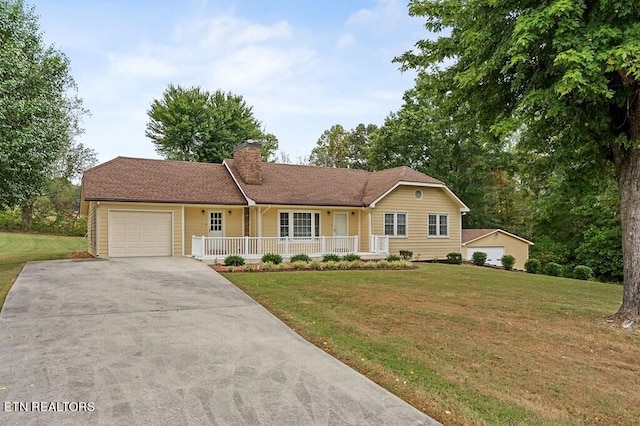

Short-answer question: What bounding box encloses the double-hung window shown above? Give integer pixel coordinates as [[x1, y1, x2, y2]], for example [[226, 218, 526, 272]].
[[428, 213, 448, 237], [384, 212, 407, 237], [279, 211, 320, 238]]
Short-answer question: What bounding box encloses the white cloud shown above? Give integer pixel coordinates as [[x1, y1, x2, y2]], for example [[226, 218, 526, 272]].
[[336, 33, 356, 49], [346, 0, 407, 31]]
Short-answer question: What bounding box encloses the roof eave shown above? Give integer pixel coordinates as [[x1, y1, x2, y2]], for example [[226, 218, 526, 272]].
[[223, 159, 256, 206]]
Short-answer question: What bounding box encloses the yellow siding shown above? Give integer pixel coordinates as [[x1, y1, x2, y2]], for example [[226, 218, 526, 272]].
[[373, 186, 462, 260], [463, 232, 531, 270], [182, 206, 244, 255], [95, 202, 183, 258], [87, 202, 97, 256]]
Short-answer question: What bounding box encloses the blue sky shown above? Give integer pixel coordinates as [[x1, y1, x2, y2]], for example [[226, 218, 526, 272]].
[[29, 0, 426, 163]]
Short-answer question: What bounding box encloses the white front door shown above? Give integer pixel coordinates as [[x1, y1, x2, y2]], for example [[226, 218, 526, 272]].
[[209, 211, 224, 237], [208, 211, 224, 254], [334, 213, 348, 252]]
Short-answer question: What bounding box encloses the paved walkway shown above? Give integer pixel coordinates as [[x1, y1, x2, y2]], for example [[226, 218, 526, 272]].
[[0, 257, 438, 425]]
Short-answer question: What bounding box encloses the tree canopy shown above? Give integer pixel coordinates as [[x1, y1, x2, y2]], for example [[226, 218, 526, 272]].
[[0, 0, 88, 216], [146, 84, 278, 163], [398, 0, 640, 320], [309, 123, 377, 170]]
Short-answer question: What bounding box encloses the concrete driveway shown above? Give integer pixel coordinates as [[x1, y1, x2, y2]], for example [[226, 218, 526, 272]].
[[0, 257, 438, 425]]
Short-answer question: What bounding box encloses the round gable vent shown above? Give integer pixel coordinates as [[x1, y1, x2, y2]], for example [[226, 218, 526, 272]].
[[415, 190, 423, 200]]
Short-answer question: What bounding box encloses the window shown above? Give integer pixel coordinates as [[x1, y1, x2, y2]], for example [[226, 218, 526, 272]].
[[384, 212, 408, 237], [428, 214, 449, 237], [414, 190, 423, 200], [279, 211, 320, 238]]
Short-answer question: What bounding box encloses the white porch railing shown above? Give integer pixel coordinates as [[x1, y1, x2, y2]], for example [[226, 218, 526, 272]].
[[191, 235, 389, 260], [370, 235, 390, 255]]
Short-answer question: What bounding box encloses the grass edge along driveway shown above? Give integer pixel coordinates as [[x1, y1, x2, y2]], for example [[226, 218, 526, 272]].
[[0, 232, 86, 309], [225, 264, 638, 426]]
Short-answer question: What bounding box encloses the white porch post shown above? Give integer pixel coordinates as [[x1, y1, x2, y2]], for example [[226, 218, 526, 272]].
[[244, 236, 249, 255], [321, 236, 326, 254], [201, 236, 205, 257], [354, 235, 359, 253]]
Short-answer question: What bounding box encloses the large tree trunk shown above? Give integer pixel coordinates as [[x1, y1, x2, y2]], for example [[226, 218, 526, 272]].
[[612, 80, 640, 321], [21, 201, 34, 229], [615, 147, 640, 320]]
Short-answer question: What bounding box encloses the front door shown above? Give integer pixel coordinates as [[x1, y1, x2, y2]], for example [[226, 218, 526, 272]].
[[208, 211, 224, 254], [334, 213, 348, 252], [209, 211, 224, 237]]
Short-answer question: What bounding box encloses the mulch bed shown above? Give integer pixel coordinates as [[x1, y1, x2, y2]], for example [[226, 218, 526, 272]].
[[65, 252, 95, 259]]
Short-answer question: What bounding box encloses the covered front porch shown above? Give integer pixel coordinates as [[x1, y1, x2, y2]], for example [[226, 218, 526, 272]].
[[191, 235, 390, 263]]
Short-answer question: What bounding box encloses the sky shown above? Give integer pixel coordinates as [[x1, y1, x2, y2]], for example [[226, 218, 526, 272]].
[[29, 0, 427, 164]]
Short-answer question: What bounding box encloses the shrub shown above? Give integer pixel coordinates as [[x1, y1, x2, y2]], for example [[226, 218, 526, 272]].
[[446, 252, 463, 264], [322, 253, 341, 262], [386, 254, 401, 262], [224, 255, 245, 266], [292, 261, 307, 270], [243, 264, 255, 272], [544, 262, 563, 277], [261, 261, 275, 271], [574, 265, 594, 280], [336, 261, 351, 270], [501, 255, 515, 271], [524, 258, 541, 274], [309, 261, 324, 270], [377, 260, 390, 269], [290, 253, 311, 263], [342, 253, 361, 261], [399, 250, 413, 260], [261, 253, 283, 264], [324, 261, 337, 270], [472, 251, 487, 266], [350, 260, 365, 269], [364, 261, 377, 269]]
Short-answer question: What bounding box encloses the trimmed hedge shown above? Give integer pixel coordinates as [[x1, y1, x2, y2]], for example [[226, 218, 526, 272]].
[[501, 255, 515, 271], [524, 258, 541, 274], [224, 255, 245, 266], [261, 253, 283, 264], [446, 252, 463, 264], [472, 251, 487, 266]]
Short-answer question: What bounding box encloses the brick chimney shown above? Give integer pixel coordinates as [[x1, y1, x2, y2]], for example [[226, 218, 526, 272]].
[[233, 140, 263, 185]]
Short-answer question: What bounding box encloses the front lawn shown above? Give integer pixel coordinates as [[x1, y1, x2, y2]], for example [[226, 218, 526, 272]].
[[0, 232, 86, 309], [225, 264, 638, 425]]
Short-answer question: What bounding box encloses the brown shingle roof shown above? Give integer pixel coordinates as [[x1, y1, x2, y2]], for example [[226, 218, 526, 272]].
[[82, 156, 451, 208], [462, 229, 534, 245], [462, 229, 498, 244], [82, 157, 246, 205], [225, 161, 444, 206]]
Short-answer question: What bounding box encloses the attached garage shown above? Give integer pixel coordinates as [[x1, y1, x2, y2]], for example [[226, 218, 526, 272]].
[[461, 229, 533, 270], [108, 210, 173, 257]]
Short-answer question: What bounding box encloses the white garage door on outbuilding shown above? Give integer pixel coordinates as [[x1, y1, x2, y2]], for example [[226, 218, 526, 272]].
[[108, 210, 172, 257], [461, 228, 534, 270], [467, 247, 504, 267]]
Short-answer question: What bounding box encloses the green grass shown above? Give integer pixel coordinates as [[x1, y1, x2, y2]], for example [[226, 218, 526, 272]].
[[0, 232, 86, 309], [225, 264, 639, 425]]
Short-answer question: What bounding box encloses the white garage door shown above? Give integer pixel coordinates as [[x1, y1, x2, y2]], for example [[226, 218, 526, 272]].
[[467, 247, 504, 266], [109, 211, 172, 257]]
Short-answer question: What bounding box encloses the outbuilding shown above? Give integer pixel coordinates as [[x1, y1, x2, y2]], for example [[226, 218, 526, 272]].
[[461, 229, 533, 270]]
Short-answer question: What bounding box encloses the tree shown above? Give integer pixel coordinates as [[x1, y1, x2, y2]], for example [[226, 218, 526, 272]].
[[309, 123, 377, 169], [0, 0, 87, 225], [146, 84, 278, 163], [398, 1, 640, 321], [369, 78, 521, 229]]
